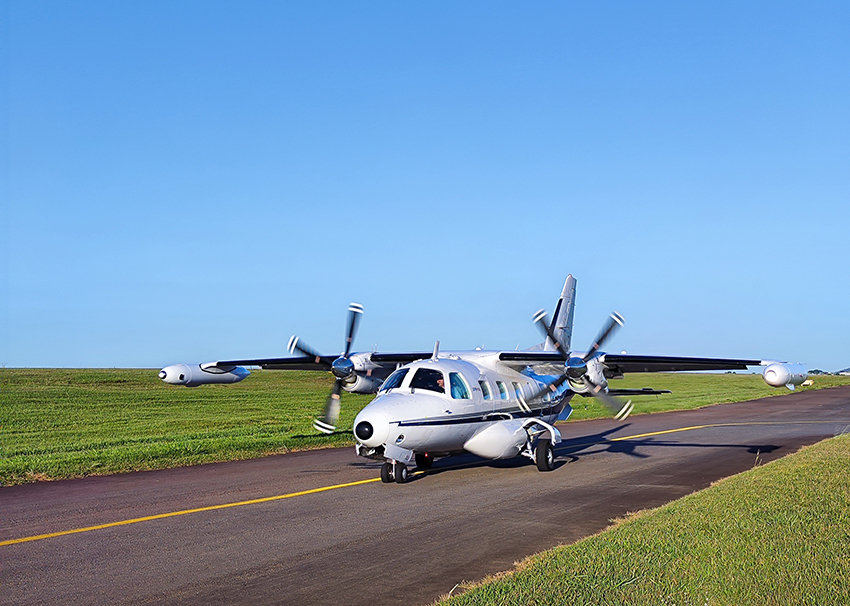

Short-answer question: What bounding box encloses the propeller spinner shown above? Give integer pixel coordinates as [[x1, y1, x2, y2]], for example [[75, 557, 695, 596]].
[[289, 303, 364, 434]]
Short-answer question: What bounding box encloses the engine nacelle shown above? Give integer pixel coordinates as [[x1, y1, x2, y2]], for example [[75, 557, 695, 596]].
[[567, 357, 608, 394], [463, 419, 528, 460], [342, 373, 384, 394], [159, 363, 250, 387], [762, 362, 807, 390]]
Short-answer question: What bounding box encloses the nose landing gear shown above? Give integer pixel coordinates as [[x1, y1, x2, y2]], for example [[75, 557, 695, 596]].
[[380, 461, 409, 484]]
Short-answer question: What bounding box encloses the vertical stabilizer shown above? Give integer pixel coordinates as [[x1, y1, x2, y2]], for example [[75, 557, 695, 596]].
[[545, 275, 576, 353]]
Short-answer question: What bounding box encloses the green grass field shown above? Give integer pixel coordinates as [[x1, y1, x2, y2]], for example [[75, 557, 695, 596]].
[[1, 368, 849, 486], [437, 433, 850, 606]]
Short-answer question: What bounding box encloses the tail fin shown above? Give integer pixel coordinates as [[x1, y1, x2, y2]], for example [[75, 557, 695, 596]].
[[545, 275, 576, 353]]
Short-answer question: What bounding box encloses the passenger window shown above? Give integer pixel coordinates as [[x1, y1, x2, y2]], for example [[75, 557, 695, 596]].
[[410, 368, 445, 393], [449, 373, 471, 399], [380, 368, 409, 392], [496, 381, 508, 400], [478, 380, 492, 400], [512, 382, 524, 400]]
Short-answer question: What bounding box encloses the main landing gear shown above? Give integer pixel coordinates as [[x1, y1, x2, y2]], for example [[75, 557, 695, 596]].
[[535, 438, 555, 472], [380, 461, 409, 484], [414, 452, 433, 470]]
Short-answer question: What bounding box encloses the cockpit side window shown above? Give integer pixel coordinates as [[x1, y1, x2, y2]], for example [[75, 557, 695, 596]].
[[478, 380, 492, 400], [410, 368, 445, 393], [496, 381, 508, 400], [380, 368, 409, 392], [449, 372, 471, 399]]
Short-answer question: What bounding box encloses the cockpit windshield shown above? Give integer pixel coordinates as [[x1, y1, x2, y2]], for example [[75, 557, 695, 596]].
[[380, 368, 409, 392], [410, 368, 445, 393]]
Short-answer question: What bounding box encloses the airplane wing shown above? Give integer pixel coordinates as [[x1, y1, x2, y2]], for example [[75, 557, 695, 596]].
[[215, 356, 337, 371], [498, 351, 761, 376], [370, 352, 433, 364], [215, 352, 434, 372], [597, 354, 761, 374], [498, 352, 565, 363]]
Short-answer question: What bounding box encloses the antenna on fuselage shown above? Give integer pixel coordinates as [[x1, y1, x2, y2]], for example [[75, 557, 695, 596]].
[[431, 341, 440, 360]]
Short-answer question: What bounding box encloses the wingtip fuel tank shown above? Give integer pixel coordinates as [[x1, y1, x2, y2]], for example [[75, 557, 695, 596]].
[[762, 362, 808, 390], [158, 362, 250, 387]]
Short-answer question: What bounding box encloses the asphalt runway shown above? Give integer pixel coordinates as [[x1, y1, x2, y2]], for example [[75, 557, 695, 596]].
[[3, 386, 850, 606]]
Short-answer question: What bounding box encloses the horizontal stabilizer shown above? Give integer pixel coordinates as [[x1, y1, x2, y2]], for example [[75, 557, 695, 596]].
[[607, 388, 671, 396], [577, 388, 671, 397]]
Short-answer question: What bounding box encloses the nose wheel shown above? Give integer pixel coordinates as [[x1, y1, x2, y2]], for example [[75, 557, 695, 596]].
[[380, 461, 409, 483]]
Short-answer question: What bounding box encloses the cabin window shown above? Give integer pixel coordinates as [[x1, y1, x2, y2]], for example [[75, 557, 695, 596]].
[[478, 380, 492, 400], [449, 372, 471, 399], [512, 382, 524, 400], [380, 368, 409, 392], [496, 381, 508, 400], [410, 368, 445, 393]]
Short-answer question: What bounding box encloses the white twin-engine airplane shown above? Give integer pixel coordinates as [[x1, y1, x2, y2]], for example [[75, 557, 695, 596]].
[[159, 275, 807, 484]]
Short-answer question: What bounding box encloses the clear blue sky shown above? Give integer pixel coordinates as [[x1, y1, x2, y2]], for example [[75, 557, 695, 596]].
[[2, 2, 848, 370]]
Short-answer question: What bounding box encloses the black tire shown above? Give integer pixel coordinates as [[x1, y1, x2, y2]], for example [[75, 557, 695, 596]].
[[414, 453, 433, 470], [394, 462, 409, 484], [535, 438, 555, 472], [380, 462, 394, 483]]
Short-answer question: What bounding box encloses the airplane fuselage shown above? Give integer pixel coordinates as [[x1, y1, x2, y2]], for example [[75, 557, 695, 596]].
[[352, 352, 571, 473]]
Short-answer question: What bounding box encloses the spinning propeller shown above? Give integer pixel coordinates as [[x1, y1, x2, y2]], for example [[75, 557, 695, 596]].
[[288, 303, 364, 434], [529, 309, 633, 420]]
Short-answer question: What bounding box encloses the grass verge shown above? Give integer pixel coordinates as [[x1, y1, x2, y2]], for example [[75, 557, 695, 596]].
[[1, 368, 848, 485], [437, 433, 850, 606]]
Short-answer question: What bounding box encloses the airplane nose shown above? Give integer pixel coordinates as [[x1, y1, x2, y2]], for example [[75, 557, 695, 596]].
[[352, 410, 389, 448], [355, 421, 373, 440]]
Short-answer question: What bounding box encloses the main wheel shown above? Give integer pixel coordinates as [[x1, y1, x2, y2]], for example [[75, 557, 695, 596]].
[[380, 462, 394, 483], [394, 461, 409, 484], [414, 453, 433, 470], [535, 438, 555, 472]]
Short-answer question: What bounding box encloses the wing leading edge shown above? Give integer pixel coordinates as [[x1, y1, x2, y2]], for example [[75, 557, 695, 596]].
[[498, 351, 761, 374], [215, 351, 434, 372]]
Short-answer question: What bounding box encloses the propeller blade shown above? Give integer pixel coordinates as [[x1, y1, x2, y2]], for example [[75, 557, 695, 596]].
[[287, 335, 325, 363], [526, 373, 571, 404], [584, 375, 633, 421], [344, 303, 364, 358], [313, 379, 343, 434], [526, 308, 572, 404], [583, 312, 624, 362], [532, 309, 567, 359]]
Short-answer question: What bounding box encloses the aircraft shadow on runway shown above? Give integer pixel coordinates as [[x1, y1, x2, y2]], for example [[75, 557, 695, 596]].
[[355, 424, 781, 479]]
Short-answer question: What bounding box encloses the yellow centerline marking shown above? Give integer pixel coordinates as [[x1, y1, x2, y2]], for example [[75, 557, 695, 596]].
[[609, 424, 711, 441], [608, 420, 837, 442], [1, 477, 382, 547], [2, 420, 838, 547]]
